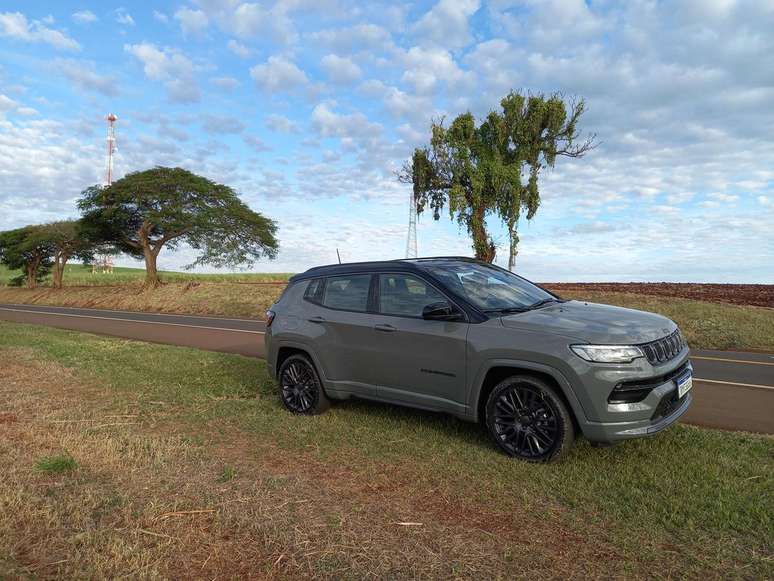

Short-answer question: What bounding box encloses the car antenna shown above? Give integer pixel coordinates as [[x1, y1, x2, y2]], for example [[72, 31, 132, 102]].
[[336, 248, 342, 264]]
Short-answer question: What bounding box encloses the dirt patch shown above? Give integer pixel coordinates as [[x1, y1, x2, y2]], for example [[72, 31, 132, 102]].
[[545, 282, 774, 308]]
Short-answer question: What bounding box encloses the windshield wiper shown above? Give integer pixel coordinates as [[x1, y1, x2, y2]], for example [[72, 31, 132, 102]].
[[525, 298, 561, 311], [483, 306, 529, 314]]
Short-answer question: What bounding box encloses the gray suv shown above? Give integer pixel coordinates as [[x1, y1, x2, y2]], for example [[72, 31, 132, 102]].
[[265, 257, 693, 462]]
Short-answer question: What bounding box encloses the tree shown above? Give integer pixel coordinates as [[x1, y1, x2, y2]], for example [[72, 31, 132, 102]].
[[78, 167, 279, 287], [45, 220, 97, 289], [401, 91, 594, 266], [0, 225, 55, 288]]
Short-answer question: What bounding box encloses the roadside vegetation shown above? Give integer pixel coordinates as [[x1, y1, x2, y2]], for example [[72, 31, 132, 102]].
[[1, 271, 772, 351], [0, 166, 279, 289], [0, 321, 771, 578]]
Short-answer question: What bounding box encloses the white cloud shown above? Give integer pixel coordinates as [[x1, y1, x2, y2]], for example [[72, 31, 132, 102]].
[[201, 114, 245, 134], [210, 76, 241, 90], [195, 1, 297, 44], [250, 55, 308, 92], [758, 196, 770, 207], [266, 114, 299, 133], [115, 8, 135, 26], [0, 11, 80, 51], [56, 59, 119, 96], [321, 54, 361, 84], [124, 43, 200, 103], [175, 7, 208, 37], [227, 39, 250, 58], [412, 0, 480, 48], [400, 46, 472, 94], [153, 10, 169, 23], [309, 23, 394, 54], [71, 10, 97, 24]]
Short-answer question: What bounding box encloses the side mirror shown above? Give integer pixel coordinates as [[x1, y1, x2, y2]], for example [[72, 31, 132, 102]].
[[422, 301, 463, 321]]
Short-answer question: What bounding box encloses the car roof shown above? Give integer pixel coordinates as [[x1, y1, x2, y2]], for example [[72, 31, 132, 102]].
[[288, 256, 484, 283]]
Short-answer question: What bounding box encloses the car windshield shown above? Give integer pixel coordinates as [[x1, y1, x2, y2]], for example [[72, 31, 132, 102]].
[[422, 261, 557, 313]]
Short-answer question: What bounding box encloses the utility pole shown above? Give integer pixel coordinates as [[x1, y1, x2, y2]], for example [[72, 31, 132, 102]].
[[405, 190, 418, 259]]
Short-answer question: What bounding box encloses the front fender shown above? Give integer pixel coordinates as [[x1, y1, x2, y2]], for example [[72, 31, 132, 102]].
[[468, 358, 588, 425]]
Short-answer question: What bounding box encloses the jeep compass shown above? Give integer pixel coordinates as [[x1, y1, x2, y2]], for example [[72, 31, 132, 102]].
[[265, 257, 692, 462]]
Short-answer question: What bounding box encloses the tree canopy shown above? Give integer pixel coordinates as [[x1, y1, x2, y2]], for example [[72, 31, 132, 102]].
[[402, 91, 594, 266], [0, 225, 55, 288], [78, 167, 279, 286]]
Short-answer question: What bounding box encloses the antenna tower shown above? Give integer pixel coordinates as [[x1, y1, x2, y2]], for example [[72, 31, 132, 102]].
[[405, 190, 418, 259], [105, 113, 118, 185]]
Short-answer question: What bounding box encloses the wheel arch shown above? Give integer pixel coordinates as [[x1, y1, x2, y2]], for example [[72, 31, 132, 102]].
[[274, 342, 325, 380], [471, 360, 586, 430]]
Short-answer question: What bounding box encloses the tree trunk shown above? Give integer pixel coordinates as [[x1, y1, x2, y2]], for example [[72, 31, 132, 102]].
[[52, 253, 69, 289], [470, 203, 496, 263], [26, 263, 37, 289], [507, 219, 520, 272], [142, 244, 161, 288]]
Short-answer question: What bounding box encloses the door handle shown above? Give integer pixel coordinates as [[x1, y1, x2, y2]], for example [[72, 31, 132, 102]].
[[374, 323, 397, 333], [308, 316, 326, 324]]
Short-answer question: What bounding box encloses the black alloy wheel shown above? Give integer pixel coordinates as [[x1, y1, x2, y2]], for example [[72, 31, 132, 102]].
[[485, 375, 574, 462], [278, 354, 330, 415]]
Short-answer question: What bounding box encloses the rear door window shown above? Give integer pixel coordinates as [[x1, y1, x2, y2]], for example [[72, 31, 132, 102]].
[[322, 274, 372, 312]]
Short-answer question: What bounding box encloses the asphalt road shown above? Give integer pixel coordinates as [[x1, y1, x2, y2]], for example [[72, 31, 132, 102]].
[[1, 303, 772, 435]]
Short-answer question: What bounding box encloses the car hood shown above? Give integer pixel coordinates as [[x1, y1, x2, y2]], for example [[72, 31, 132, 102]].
[[500, 300, 676, 344]]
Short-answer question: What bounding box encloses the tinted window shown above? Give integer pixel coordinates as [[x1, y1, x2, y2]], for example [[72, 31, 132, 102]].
[[379, 274, 446, 317], [304, 278, 324, 304], [423, 262, 554, 312], [322, 274, 371, 312]]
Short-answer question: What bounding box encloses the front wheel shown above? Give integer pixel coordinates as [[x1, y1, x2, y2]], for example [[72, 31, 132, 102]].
[[485, 375, 575, 463], [278, 354, 330, 415]]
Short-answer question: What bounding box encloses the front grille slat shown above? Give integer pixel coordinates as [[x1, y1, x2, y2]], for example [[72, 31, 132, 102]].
[[641, 329, 685, 365]]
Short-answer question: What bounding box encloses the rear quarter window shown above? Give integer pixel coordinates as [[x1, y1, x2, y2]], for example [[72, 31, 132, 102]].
[[303, 278, 325, 304]]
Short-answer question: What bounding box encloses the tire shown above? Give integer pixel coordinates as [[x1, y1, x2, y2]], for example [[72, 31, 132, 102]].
[[485, 375, 575, 463], [277, 354, 330, 415]]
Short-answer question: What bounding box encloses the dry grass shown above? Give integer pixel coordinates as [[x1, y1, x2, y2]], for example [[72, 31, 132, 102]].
[[0, 282, 280, 319], [2, 281, 774, 350], [0, 350, 621, 579], [1, 323, 772, 579]]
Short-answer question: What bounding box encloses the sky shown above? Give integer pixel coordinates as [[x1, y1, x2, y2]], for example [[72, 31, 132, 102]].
[[0, 0, 773, 282]]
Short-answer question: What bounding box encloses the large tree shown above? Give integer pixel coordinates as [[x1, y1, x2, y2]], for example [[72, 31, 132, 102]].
[[78, 167, 279, 287], [45, 220, 98, 289], [401, 91, 594, 266], [0, 225, 55, 288]]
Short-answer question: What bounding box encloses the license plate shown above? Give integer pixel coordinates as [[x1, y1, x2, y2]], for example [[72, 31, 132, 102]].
[[676, 373, 693, 398]]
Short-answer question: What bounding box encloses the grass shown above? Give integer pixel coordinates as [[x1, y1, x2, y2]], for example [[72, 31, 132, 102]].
[[35, 453, 78, 474], [0, 263, 292, 286], [0, 320, 772, 578], [1, 276, 772, 350]]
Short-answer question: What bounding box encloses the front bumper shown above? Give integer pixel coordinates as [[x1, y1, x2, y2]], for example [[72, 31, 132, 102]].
[[582, 390, 692, 442], [570, 351, 694, 443]]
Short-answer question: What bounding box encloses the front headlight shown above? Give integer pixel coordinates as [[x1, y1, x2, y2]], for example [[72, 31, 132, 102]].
[[571, 344, 644, 363]]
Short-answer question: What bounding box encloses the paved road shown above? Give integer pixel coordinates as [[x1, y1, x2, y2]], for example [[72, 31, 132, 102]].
[[1, 303, 772, 434]]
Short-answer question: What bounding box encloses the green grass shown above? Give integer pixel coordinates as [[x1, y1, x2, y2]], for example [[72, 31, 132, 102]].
[[35, 453, 78, 474], [0, 320, 771, 577], [0, 263, 291, 286]]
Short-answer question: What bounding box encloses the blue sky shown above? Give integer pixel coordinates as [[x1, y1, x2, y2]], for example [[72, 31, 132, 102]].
[[1, 0, 773, 281]]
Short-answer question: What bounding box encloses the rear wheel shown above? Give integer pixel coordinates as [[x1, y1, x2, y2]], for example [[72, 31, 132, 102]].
[[485, 375, 574, 463], [278, 354, 330, 415]]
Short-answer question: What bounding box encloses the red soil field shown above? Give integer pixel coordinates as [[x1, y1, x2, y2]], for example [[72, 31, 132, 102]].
[[544, 283, 774, 308]]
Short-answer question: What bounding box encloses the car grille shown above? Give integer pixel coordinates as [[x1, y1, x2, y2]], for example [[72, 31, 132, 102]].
[[641, 329, 686, 365]]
